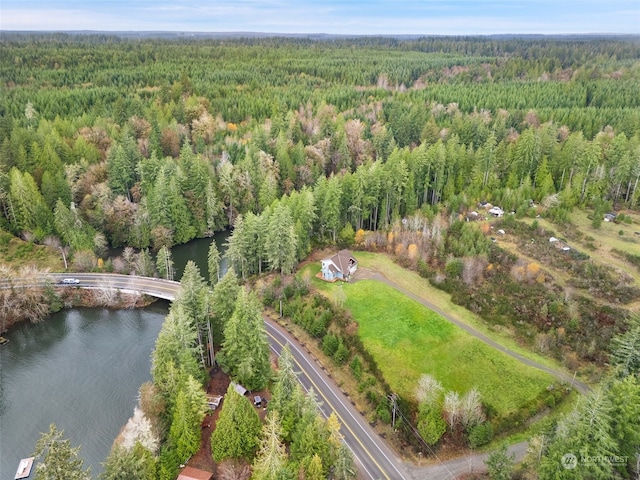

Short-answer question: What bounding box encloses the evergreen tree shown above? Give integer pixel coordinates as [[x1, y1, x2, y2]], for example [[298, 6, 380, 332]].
[[218, 289, 271, 391], [100, 443, 156, 480], [332, 444, 357, 480], [251, 413, 289, 480], [417, 403, 446, 446], [151, 306, 203, 402], [225, 214, 249, 279], [210, 268, 240, 346], [538, 390, 617, 479], [107, 135, 139, 199], [32, 424, 91, 480], [610, 313, 640, 377], [290, 389, 331, 477], [207, 239, 221, 285], [168, 387, 202, 462], [8, 167, 54, 239], [174, 260, 208, 326], [269, 345, 304, 441], [211, 385, 262, 463], [264, 202, 298, 275], [41, 169, 71, 210], [485, 444, 515, 480], [54, 199, 96, 252], [606, 376, 640, 477], [205, 180, 225, 234], [156, 245, 175, 281]]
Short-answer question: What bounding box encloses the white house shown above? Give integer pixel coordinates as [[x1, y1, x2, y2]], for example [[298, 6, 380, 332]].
[[488, 206, 504, 217], [320, 250, 358, 282]]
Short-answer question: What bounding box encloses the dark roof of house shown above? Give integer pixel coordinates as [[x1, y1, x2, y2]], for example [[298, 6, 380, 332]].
[[329, 249, 357, 274], [177, 466, 214, 480]]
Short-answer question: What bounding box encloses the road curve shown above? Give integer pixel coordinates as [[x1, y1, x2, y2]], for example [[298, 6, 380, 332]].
[[42, 272, 181, 300], [7, 272, 578, 478], [28, 273, 410, 478]]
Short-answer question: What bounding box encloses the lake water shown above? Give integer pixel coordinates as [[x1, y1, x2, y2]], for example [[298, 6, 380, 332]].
[[0, 304, 169, 477], [0, 231, 229, 477]]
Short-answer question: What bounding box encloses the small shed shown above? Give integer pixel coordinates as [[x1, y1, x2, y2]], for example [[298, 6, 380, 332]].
[[177, 466, 213, 480], [231, 382, 247, 396], [206, 394, 223, 410], [320, 250, 358, 282]]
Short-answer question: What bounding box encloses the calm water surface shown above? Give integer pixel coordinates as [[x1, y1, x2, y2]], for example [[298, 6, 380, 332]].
[[0, 303, 169, 477], [0, 233, 228, 477]]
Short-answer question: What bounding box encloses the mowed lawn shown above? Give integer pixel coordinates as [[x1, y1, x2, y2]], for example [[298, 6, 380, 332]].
[[341, 279, 554, 418]]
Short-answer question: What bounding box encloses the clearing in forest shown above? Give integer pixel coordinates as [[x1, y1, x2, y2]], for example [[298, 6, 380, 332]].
[[340, 279, 554, 418]]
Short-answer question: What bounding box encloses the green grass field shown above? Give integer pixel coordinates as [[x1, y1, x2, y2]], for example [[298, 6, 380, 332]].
[[0, 229, 64, 271], [339, 280, 553, 417]]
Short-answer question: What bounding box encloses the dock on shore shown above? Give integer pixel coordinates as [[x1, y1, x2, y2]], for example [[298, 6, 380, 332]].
[[15, 457, 34, 479]]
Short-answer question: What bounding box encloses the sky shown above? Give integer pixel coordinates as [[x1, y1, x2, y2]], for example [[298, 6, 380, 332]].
[[1, 0, 638, 35]]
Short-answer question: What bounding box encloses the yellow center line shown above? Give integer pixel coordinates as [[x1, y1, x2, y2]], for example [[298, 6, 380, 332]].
[[267, 329, 393, 480]]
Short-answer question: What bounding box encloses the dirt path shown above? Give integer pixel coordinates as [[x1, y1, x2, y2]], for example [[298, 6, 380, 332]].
[[354, 267, 591, 396]]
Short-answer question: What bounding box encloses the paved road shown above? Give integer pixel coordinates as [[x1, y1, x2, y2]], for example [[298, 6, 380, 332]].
[[40, 272, 180, 300], [5, 272, 582, 478], [11, 273, 407, 478], [357, 269, 591, 396], [265, 320, 408, 480]]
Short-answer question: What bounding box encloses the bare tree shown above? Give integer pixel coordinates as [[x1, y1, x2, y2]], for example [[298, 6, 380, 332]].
[[217, 459, 251, 480], [93, 281, 120, 307], [117, 406, 159, 454], [43, 236, 69, 270], [461, 388, 485, 429], [415, 374, 443, 406], [443, 391, 462, 429], [122, 246, 136, 273]]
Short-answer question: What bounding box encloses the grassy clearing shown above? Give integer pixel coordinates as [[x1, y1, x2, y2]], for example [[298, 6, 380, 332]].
[[349, 252, 571, 373], [337, 279, 553, 418], [0, 229, 64, 271]]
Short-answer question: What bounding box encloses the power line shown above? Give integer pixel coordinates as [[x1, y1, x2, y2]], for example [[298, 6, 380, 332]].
[[388, 394, 457, 480]]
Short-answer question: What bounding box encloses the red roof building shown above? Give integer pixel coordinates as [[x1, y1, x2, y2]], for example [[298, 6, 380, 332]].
[[177, 466, 214, 480]]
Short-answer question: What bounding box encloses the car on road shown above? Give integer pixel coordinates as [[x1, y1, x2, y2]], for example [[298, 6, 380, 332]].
[[59, 278, 80, 285]]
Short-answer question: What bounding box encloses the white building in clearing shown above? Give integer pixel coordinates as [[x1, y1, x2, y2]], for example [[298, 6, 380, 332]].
[[488, 206, 504, 217], [320, 250, 358, 282]]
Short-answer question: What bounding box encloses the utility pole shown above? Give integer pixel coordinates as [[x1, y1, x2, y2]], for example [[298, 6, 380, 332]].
[[388, 393, 398, 429]]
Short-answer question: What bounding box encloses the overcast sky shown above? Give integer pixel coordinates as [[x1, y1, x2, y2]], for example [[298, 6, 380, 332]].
[[1, 0, 638, 35]]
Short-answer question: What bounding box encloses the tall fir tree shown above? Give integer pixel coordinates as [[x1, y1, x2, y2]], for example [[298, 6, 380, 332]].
[[207, 239, 221, 285], [251, 413, 289, 480], [211, 385, 262, 463], [32, 424, 91, 480], [269, 344, 304, 441], [210, 268, 240, 346], [218, 289, 271, 391]]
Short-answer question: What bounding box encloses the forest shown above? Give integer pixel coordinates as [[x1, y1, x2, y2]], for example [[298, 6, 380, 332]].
[[2, 33, 640, 479]]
